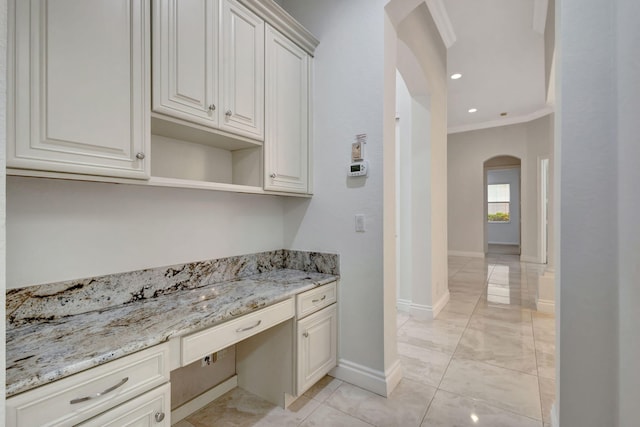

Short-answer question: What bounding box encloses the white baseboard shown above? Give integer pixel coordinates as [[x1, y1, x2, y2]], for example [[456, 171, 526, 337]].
[[396, 299, 411, 313], [408, 291, 450, 320], [536, 298, 555, 314], [448, 250, 485, 258], [171, 375, 238, 423], [432, 291, 450, 318], [520, 254, 541, 263], [551, 402, 559, 427], [384, 359, 403, 396], [330, 358, 400, 397]]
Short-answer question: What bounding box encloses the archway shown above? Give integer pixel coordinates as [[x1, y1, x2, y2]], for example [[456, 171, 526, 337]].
[[483, 155, 522, 256]]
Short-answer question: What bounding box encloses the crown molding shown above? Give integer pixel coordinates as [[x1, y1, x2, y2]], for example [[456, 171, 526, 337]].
[[448, 105, 555, 134], [239, 0, 319, 56], [533, 0, 548, 35], [426, 0, 457, 48]]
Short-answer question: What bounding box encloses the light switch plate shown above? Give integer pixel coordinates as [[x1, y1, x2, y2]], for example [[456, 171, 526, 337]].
[[355, 214, 365, 232]]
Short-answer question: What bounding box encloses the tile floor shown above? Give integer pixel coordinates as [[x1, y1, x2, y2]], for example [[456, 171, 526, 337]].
[[174, 254, 556, 427]]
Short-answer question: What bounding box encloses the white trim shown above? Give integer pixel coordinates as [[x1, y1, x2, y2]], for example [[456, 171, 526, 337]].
[[448, 106, 554, 134], [396, 298, 411, 313], [536, 298, 555, 314], [551, 402, 559, 427], [432, 291, 450, 318], [533, 0, 549, 35], [330, 359, 389, 397], [488, 241, 519, 245], [425, 0, 456, 48], [520, 255, 541, 263], [539, 157, 550, 266], [171, 375, 238, 423], [239, 0, 319, 55], [448, 250, 485, 258], [409, 291, 450, 320], [384, 359, 403, 397]]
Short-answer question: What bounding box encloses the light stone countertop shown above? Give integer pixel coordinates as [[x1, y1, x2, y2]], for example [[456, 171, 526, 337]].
[[6, 269, 338, 398]]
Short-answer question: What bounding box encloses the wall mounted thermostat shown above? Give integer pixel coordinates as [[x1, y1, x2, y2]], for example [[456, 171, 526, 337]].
[[348, 160, 369, 177]]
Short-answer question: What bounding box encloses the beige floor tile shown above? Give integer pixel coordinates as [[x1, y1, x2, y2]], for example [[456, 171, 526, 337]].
[[467, 312, 534, 338], [185, 387, 321, 427], [433, 308, 472, 326], [398, 341, 452, 387], [439, 358, 541, 420], [325, 380, 436, 427], [455, 327, 537, 375], [299, 404, 374, 427], [532, 327, 556, 354], [536, 349, 556, 379], [172, 420, 196, 427], [398, 318, 466, 354], [397, 311, 411, 329], [539, 377, 556, 424], [422, 389, 542, 427], [303, 375, 343, 402]]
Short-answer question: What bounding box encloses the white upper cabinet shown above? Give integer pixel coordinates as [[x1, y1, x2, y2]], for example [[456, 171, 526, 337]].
[[220, 0, 265, 140], [8, 0, 150, 179], [153, 0, 264, 141], [264, 25, 309, 193], [152, 0, 219, 127]]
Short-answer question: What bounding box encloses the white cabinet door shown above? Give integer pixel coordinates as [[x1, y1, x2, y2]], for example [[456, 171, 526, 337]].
[[8, 0, 150, 179], [297, 304, 337, 395], [79, 384, 171, 427], [152, 0, 218, 127], [220, 0, 264, 140], [264, 25, 309, 193]]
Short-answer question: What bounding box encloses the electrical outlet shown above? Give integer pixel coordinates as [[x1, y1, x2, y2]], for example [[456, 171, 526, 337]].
[[201, 354, 215, 366]]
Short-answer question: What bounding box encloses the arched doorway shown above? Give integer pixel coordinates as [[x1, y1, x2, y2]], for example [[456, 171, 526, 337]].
[[483, 155, 522, 256]]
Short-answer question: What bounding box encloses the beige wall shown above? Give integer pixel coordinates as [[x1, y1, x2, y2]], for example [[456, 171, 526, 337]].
[[448, 114, 553, 261]]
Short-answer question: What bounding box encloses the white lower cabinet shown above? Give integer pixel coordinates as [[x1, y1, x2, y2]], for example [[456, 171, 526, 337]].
[[6, 344, 170, 427], [296, 303, 337, 395], [79, 383, 170, 427]]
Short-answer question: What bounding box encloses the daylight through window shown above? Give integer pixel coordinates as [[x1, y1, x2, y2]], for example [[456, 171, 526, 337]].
[[488, 184, 510, 222]]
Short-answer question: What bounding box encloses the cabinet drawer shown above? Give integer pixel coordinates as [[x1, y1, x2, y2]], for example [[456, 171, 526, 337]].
[[181, 298, 295, 366], [296, 282, 337, 318], [6, 343, 170, 427], [79, 383, 170, 427]]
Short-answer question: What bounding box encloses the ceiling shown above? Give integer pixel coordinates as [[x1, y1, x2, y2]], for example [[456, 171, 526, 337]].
[[442, 0, 551, 133]]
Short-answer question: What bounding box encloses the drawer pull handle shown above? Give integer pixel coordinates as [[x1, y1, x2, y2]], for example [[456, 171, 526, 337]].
[[303, 331, 309, 338], [236, 320, 262, 333], [312, 295, 327, 303], [69, 377, 129, 404]]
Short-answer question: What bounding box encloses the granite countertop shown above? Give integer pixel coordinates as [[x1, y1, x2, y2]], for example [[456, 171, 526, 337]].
[[6, 269, 338, 398]]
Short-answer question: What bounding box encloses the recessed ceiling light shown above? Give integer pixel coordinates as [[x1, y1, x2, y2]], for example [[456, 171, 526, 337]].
[[468, 108, 478, 113], [450, 73, 462, 80]]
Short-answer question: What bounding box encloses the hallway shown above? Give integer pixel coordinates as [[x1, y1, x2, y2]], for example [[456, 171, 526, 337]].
[[175, 255, 555, 426]]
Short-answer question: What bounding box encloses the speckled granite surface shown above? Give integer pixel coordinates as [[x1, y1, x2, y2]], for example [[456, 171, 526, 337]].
[[7, 250, 339, 326], [6, 251, 339, 398]]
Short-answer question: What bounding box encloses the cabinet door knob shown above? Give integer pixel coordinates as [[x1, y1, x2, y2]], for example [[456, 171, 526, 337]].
[[270, 173, 277, 178], [136, 152, 145, 160], [225, 110, 233, 117], [155, 412, 165, 422], [208, 104, 216, 111], [303, 331, 309, 338]]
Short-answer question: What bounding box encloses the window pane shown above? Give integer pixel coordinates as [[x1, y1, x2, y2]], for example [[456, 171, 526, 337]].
[[488, 184, 510, 202], [488, 202, 510, 222]]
